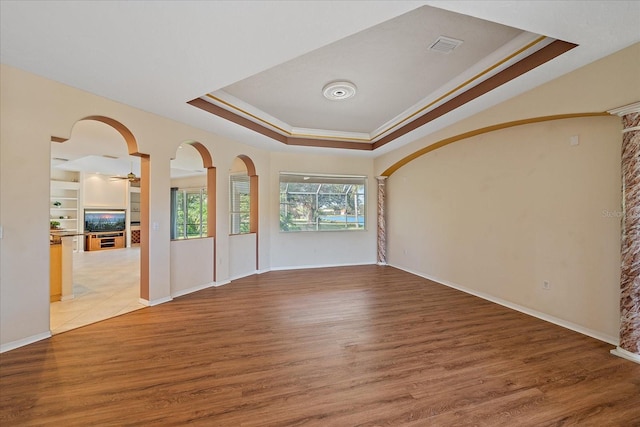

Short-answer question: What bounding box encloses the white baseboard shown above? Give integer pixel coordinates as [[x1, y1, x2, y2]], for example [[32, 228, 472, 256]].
[[391, 264, 619, 346], [139, 296, 173, 307], [225, 262, 375, 282], [270, 261, 376, 272], [1, 331, 51, 354], [611, 347, 640, 364], [213, 280, 231, 287], [169, 279, 234, 298], [172, 282, 216, 298], [228, 270, 259, 282]]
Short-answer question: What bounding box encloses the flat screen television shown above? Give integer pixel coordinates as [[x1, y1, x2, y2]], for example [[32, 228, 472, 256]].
[[84, 210, 126, 232]]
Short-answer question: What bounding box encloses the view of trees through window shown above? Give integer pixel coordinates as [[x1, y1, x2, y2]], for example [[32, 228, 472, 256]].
[[172, 188, 207, 239], [280, 173, 366, 232], [230, 174, 251, 234]]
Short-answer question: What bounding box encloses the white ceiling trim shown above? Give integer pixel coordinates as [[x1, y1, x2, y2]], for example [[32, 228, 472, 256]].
[[368, 33, 553, 142], [204, 93, 373, 142], [200, 33, 555, 145]]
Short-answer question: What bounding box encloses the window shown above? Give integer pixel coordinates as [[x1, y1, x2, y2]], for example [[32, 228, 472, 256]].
[[171, 187, 207, 239], [230, 173, 251, 234], [279, 172, 366, 232]]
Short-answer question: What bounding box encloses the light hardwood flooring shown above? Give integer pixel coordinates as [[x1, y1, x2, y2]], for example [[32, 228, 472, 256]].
[[3, 265, 639, 425], [50, 247, 145, 334]]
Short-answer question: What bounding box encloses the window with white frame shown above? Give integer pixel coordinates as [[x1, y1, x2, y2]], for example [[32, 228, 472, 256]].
[[279, 172, 366, 232], [230, 173, 251, 234], [170, 187, 207, 239]]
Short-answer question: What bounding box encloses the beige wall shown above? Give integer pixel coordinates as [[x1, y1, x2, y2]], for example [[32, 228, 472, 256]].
[[375, 42, 640, 176], [372, 43, 639, 344], [170, 175, 208, 189], [83, 173, 128, 208], [229, 233, 258, 279], [386, 116, 622, 342], [170, 238, 215, 296], [0, 64, 378, 350]]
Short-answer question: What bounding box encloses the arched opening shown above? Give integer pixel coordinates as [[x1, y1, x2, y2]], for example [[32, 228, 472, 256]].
[[183, 141, 216, 241], [169, 142, 218, 290], [229, 155, 259, 275], [237, 155, 258, 238], [49, 117, 149, 333]]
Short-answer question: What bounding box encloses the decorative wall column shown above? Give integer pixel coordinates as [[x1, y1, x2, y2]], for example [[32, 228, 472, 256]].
[[609, 102, 640, 364], [376, 176, 388, 266]]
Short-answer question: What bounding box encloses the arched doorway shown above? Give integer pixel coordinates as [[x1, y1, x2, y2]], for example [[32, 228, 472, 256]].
[[49, 116, 149, 333], [229, 155, 258, 278], [169, 142, 218, 294]]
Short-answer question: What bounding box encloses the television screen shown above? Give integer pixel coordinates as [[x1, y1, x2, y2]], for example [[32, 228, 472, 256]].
[[84, 210, 126, 232]]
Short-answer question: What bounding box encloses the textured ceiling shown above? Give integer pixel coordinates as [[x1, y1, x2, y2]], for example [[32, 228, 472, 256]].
[[1, 0, 639, 163], [215, 6, 528, 136]]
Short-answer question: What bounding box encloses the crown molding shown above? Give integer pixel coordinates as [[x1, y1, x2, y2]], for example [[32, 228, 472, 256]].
[[608, 101, 640, 116], [190, 39, 577, 150]]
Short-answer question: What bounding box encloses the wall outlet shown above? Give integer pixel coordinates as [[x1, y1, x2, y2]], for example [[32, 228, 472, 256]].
[[570, 135, 579, 146], [543, 280, 551, 290]]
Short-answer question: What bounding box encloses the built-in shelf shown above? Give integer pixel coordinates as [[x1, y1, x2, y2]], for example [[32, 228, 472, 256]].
[[130, 189, 141, 223], [50, 178, 80, 251]]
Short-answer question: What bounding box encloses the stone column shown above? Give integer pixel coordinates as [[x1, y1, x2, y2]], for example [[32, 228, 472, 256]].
[[376, 176, 388, 266], [609, 102, 640, 364]]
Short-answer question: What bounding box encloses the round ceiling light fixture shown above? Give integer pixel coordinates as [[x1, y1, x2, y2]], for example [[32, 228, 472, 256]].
[[322, 80, 357, 101]]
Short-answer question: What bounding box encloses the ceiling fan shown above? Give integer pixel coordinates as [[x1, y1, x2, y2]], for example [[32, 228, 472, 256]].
[[111, 163, 140, 183]]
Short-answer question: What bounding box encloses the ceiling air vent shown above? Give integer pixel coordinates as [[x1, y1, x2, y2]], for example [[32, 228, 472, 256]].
[[429, 36, 463, 54]]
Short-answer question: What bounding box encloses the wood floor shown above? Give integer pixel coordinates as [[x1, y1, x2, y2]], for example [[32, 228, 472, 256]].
[[1, 265, 639, 426]]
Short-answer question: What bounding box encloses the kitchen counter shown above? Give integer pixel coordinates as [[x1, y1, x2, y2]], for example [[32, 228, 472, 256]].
[[49, 231, 81, 301], [50, 229, 85, 242]]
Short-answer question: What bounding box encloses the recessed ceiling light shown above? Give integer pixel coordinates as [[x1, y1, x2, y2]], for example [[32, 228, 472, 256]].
[[322, 81, 357, 101]]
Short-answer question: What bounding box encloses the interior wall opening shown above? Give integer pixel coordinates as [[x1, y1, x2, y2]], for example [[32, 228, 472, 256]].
[[169, 141, 218, 288], [49, 119, 145, 334]]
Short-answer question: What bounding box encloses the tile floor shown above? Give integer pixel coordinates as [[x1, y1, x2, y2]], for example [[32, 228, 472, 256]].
[[50, 247, 146, 334]]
